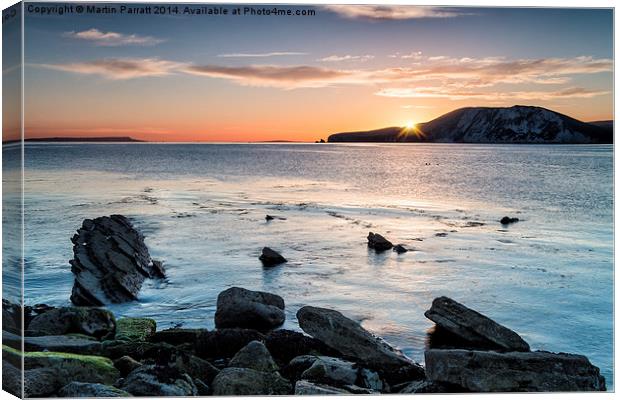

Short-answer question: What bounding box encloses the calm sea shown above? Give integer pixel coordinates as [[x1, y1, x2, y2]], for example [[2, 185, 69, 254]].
[[3, 143, 614, 387]]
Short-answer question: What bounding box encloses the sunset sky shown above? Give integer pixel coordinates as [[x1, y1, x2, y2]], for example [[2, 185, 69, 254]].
[[19, 4, 613, 142]]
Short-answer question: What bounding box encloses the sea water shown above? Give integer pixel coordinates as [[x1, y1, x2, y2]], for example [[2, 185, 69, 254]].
[[5, 143, 613, 387]]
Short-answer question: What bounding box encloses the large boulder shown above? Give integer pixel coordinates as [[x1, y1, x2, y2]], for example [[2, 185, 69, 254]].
[[115, 317, 156, 341], [24, 368, 61, 397], [297, 306, 423, 378], [121, 364, 197, 396], [27, 306, 115, 339], [229, 340, 279, 372], [265, 329, 340, 364], [195, 328, 265, 359], [69, 215, 164, 306], [425, 349, 606, 392], [58, 382, 131, 397], [424, 297, 530, 352], [300, 356, 358, 386], [367, 232, 393, 251], [214, 287, 285, 331], [212, 367, 292, 395]]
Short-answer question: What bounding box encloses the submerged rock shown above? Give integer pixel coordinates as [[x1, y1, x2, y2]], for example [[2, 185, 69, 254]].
[[425, 349, 606, 392], [265, 329, 340, 364], [296, 306, 423, 379], [214, 287, 285, 330], [294, 380, 350, 395], [195, 328, 265, 359], [259, 247, 288, 266], [69, 215, 163, 306], [393, 244, 408, 254], [27, 306, 116, 339], [115, 317, 156, 342], [121, 364, 197, 396], [367, 232, 393, 251], [424, 296, 530, 352], [500, 216, 520, 225], [58, 382, 131, 397], [229, 340, 279, 372], [212, 367, 292, 395]]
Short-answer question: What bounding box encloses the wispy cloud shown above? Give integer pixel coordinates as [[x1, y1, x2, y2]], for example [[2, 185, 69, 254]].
[[64, 29, 165, 46], [375, 86, 609, 101], [217, 52, 308, 58], [182, 64, 354, 88], [36, 58, 185, 80], [33, 54, 612, 100], [318, 54, 375, 62], [324, 5, 468, 20], [389, 51, 423, 59]]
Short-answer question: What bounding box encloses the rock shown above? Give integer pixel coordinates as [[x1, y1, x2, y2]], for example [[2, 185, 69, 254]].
[[393, 244, 408, 254], [152, 328, 206, 346], [121, 364, 197, 396], [195, 328, 265, 359], [229, 340, 279, 372], [300, 356, 358, 386], [150, 259, 166, 279], [214, 287, 285, 330], [297, 306, 421, 375], [102, 340, 175, 361], [115, 317, 156, 341], [424, 296, 530, 352], [3, 299, 22, 334], [114, 355, 143, 376], [27, 306, 116, 339], [295, 380, 350, 395], [69, 215, 162, 306], [265, 215, 274, 221], [500, 216, 519, 225], [360, 367, 385, 391], [425, 349, 606, 392], [2, 359, 22, 397], [265, 329, 340, 364], [19, 350, 119, 391], [212, 367, 291, 395], [58, 382, 131, 397], [24, 368, 61, 397], [282, 355, 322, 382], [23, 334, 103, 354], [398, 380, 465, 393], [194, 378, 210, 395], [367, 232, 393, 251], [259, 247, 288, 266]]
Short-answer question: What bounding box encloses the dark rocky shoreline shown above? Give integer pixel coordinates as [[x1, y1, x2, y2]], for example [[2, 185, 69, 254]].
[[1, 215, 607, 396]]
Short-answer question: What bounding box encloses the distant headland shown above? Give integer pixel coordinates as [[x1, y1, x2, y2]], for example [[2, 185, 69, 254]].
[[327, 106, 613, 144]]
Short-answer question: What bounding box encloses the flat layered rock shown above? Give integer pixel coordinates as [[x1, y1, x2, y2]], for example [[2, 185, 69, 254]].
[[27, 306, 115, 339], [425, 349, 606, 392], [23, 334, 103, 354], [69, 215, 164, 306], [297, 306, 423, 378], [424, 296, 530, 352], [214, 287, 285, 330]]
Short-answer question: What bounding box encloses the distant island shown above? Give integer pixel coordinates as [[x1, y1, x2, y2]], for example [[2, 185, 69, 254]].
[[24, 136, 144, 143], [328, 106, 613, 144]]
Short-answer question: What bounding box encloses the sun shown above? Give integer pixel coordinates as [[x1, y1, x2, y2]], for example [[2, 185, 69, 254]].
[[405, 120, 416, 129]]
